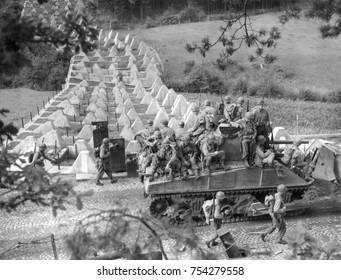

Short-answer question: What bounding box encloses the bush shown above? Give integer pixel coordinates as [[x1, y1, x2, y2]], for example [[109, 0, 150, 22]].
[[178, 5, 205, 23], [327, 90, 341, 103], [183, 60, 195, 75], [298, 88, 323, 102], [260, 81, 287, 99], [232, 77, 248, 95], [184, 66, 225, 94], [165, 79, 187, 92], [247, 84, 261, 96]]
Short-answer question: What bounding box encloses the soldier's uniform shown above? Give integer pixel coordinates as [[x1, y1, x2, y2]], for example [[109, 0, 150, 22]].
[[160, 119, 176, 142], [178, 136, 199, 179], [96, 138, 117, 186], [252, 99, 271, 145], [229, 97, 244, 122], [135, 119, 156, 149], [201, 135, 226, 174], [236, 112, 257, 167], [290, 139, 309, 177], [175, 121, 186, 140]]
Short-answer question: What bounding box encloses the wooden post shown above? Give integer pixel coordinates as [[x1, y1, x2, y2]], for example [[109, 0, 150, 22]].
[[37, 106, 39, 115], [54, 140, 57, 154], [50, 234, 58, 260], [66, 127, 69, 137], [88, 99, 90, 105], [43, 100, 45, 108], [72, 136, 75, 144], [52, 92, 54, 99], [48, 96, 50, 103], [57, 153, 60, 170], [21, 118, 24, 128], [30, 112, 33, 121], [75, 143, 78, 157], [117, 122, 119, 131], [74, 114, 76, 122]]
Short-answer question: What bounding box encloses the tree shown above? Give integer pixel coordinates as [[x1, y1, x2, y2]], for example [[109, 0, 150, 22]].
[[185, 0, 283, 65]]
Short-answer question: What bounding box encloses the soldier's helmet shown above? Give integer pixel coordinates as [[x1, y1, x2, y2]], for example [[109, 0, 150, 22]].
[[192, 104, 200, 112], [237, 97, 245, 105], [39, 143, 47, 151], [103, 138, 110, 145], [160, 119, 169, 126], [178, 120, 185, 128], [257, 98, 265, 106], [293, 138, 303, 146], [257, 135, 266, 143], [224, 95, 232, 103], [147, 119, 153, 126], [207, 134, 216, 144], [153, 131, 162, 139], [245, 112, 254, 121], [204, 99, 211, 106], [182, 135, 191, 143], [216, 191, 226, 200], [162, 138, 171, 146], [277, 184, 287, 193]]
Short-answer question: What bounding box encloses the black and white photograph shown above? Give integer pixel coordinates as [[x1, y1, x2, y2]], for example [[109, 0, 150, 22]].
[[1, 0, 341, 277]]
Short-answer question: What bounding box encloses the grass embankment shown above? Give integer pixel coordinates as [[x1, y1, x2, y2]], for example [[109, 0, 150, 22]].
[[0, 88, 54, 128], [130, 12, 341, 94], [185, 93, 341, 135]]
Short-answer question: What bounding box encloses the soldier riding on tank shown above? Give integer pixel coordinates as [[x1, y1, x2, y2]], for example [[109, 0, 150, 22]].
[[178, 135, 200, 180], [201, 134, 226, 174]]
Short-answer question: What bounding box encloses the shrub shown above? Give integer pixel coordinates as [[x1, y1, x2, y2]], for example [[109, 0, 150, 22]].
[[327, 90, 341, 103], [183, 60, 195, 75], [178, 5, 205, 23], [298, 88, 322, 102], [260, 81, 287, 99], [232, 77, 248, 95], [165, 79, 186, 92], [247, 84, 261, 96], [144, 16, 158, 28]]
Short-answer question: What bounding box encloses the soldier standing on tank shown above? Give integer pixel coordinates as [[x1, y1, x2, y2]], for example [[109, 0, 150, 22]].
[[201, 134, 226, 174], [175, 120, 186, 140], [178, 135, 200, 180], [235, 112, 257, 168], [231, 97, 245, 121], [252, 98, 271, 147], [160, 119, 176, 142], [206, 191, 229, 248], [135, 119, 156, 148], [95, 138, 118, 186], [260, 184, 288, 244], [187, 104, 206, 141], [290, 138, 309, 178], [223, 95, 236, 123]]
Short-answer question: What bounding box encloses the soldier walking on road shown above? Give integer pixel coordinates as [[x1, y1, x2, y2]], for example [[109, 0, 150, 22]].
[[96, 138, 117, 186], [206, 191, 228, 248], [260, 184, 288, 244]]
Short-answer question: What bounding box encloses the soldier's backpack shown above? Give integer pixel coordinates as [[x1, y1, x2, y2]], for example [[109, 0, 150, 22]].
[[202, 199, 216, 223], [94, 147, 100, 158]]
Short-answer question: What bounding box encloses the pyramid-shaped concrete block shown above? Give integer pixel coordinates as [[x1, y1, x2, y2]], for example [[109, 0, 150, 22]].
[[117, 82, 126, 90], [119, 125, 135, 141], [130, 36, 139, 50], [86, 102, 98, 112], [96, 98, 108, 110], [143, 72, 157, 87], [124, 33, 131, 45], [141, 92, 153, 104], [93, 50, 102, 58], [68, 150, 97, 174], [184, 110, 196, 129], [133, 81, 144, 95], [171, 95, 189, 117], [77, 125, 93, 140], [129, 54, 137, 63], [89, 95, 99, 103], [47, 109, 65, 120], [11, 136, 37, 154], [130, 64, 139, 73], [162, 89, 177, 107], [117, 41, 125, 51], [97, 56, 106, 63], [117, 112, 131, 126], [127, 60, 136, 69], [34, 121, 55, 135], [142, 56, 151, 69], [122, 91, 130, 101], [154, 107, 169, 127], [75, 72, 84, 80], [183, 103, 196, 121], [127, 108, 138, 121], [125, 48, 133, 56], [145, 99, 160, 114], [115, 95, 124, 105], [168, 117, 179, 130], [138, 43, 148, 56], [156, 85, 168, 102], [112, 86, 121, 96], [69, 95, 81, 105], [124, 99, 134, 110], [115, 103, 126, 114], [114, 32, 120, 46], [58, 98, 72, 108], [98, 91, 107, 101], [131, 118, 145, 134], [92, 63, 103, 77], [125, 140, 141, 154], [75, 139, 93, 153], [53, 114, 71, 129], [39, 129, 66, 147], [98, 81, 107, 88], [80, 80, 89, 86], [94, 108, 108, 120], [82, 112, 96, 125], [63, 105, 79, 117]]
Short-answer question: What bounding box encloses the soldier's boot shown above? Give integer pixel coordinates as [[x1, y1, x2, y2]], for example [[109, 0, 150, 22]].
[[194, 169, 200, 180], [219, 159, 228, 171]]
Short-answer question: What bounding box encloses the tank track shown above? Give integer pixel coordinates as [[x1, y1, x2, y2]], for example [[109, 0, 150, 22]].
[[149, 185, 310, 227]]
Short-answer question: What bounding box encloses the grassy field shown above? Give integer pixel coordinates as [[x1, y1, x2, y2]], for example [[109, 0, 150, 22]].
[[0, 88, 54, 128], [129, 13, 341, 92], [185, 93, 341, 135]]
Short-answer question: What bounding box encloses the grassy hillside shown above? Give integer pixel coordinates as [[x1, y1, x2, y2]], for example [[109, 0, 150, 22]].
[[0, 88, 54, 128], [130, 12, 341, 92]]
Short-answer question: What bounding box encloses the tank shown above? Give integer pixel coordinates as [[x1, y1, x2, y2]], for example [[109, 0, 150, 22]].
[[142, 125, 313, 226]]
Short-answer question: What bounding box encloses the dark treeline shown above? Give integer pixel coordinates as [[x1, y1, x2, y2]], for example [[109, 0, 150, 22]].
[[97, 0, 308, 20]]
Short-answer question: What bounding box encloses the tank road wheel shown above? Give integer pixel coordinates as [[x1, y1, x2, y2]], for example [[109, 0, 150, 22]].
[[150, 198, 169, 217]]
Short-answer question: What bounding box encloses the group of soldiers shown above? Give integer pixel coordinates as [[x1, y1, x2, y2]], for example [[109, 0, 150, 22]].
[[134, 95, 278, 182]]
